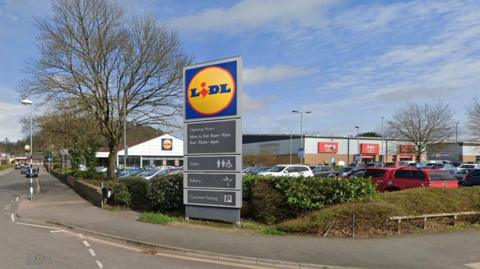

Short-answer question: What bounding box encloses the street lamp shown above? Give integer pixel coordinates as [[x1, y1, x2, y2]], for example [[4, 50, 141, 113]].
[[381, 117, 385, 164], [455, 122, 459, 162], [21, 99, 33, 200], [292, 110, 312, 164], [355, 126, 360, 163]]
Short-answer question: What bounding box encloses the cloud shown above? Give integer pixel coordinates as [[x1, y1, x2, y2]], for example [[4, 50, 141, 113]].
[[0, 101, 26, 141], [169, 0, 336, 33], [243, 65, 314, 85], [242, 93, 266, 113]]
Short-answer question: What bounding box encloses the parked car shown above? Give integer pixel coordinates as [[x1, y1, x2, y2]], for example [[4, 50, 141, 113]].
[[337, 166, 356, 177], [460, 169, 480, 187], [20, 166, 28, 175], [258, 164, 314, 177], [25, 167, 39, 178], [117, 168, 142, 178], [312, 165, 337, 178], [136, 169, 164, 180], [426, 163, 457, 174], [457, 163, 480, 173], [96, 167, 107, 173], [347, 167, 458, 191], [15, 163, 21, 169]]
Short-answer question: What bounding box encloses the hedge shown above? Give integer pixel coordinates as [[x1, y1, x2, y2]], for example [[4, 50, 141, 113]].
[[110, 174, 376, 224], [148, 174, 183, 212], [249, 176, 376, 223]]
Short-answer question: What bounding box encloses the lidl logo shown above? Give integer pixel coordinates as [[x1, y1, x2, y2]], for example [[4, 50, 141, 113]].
[[185, 59, 238, 119], [162, 138, 173, 151]]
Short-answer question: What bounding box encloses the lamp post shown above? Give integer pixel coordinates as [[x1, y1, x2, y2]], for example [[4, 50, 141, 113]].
[[355, 126, 360, 163], [455, 122, 459, 162], [21, 99, 33, 200], [381, 116, 385, 164], [292, 110, 312, 164]]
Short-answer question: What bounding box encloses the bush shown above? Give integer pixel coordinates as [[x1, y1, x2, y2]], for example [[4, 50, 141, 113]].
[[270, 176, 376, 212], [251, 180, 290, 224], [121, 177, 151, 210], [113, 181, 131, 207], [148, 174, 183, 212]]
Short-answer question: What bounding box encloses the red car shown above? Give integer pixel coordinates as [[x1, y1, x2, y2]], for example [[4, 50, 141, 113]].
[[348, 167, 458, 191]]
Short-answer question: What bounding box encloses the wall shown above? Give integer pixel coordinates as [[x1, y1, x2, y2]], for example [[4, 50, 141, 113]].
[[50, 170, 103, 207]]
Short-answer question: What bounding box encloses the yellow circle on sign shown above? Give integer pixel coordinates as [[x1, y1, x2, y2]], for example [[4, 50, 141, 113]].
[[187, 66, 235, 116]]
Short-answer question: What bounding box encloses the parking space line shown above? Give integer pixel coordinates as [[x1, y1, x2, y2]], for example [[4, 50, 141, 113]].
[[83, 240, 90, 248], [96, 260, 103, 269]]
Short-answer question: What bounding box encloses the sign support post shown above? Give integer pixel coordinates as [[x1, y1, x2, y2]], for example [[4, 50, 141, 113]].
[[183, 57, 242, 225]]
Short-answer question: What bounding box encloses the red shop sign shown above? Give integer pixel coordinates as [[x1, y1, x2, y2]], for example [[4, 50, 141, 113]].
[[361, 144, 379, 154], [318, 142, 338, 153]]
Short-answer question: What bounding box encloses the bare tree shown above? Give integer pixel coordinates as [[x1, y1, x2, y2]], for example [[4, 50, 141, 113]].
[[387, 102, 455, 161], [19, 0, 190, 179], [468, 99, 480, 137]]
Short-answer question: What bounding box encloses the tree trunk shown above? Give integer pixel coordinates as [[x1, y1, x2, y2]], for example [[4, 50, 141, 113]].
[[107, 143, 118, 180], [416, 152, 422, 162]]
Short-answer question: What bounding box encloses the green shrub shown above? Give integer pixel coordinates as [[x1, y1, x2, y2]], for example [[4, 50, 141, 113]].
[[242, 175, 257, 201], [269, 176, 376, 212], [148, 174, 183, 212], [121, 177, 151, 210], [113, 181, 131, 207], [251, 180, 290, 224]]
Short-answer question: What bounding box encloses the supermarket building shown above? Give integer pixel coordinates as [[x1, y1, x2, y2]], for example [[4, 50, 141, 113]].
[[243, 134, 480, 165]]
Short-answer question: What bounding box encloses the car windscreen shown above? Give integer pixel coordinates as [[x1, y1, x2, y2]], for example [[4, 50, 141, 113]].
[[429, 171, 456, 181], [269, 166, 286, 172]]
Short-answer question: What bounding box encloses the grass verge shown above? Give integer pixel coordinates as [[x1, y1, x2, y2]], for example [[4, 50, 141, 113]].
[[276, 187, 480, 237], [138, 212, 177, 225]]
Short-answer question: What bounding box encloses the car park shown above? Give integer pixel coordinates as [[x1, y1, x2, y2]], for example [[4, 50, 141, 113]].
[[460, 169, 480, 187], [347, 167, 458, 191], [337, 166, 356, 177], [312, 165, 337, 178], [258, 164, 314, 177]]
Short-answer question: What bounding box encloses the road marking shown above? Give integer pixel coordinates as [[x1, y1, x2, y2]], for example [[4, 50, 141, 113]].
[[466, 262, 480, 269], [16, 222, 58, 230], [78, 233, 84, 239], [83, 240, 90, 248], [16, 197, 19, 202], [50, 229, 66, 233], [88, 248, 96, 257], [95, 260, 103, 269], [10, 213, 15, 222]]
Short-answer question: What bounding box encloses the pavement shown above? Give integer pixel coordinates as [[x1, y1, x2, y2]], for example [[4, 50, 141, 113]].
[[0, 167, 253, 269], [12, 167, 480, 269]]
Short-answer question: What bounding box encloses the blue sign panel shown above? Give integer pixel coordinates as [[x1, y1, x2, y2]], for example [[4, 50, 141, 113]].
[[185, 60, 238, 120]]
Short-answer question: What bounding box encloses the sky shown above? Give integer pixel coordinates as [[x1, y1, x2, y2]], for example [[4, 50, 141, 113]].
[[1, 0, 480, 141]]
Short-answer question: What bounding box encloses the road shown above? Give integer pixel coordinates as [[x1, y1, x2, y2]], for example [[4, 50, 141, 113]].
[[0, 168, 249, 269]]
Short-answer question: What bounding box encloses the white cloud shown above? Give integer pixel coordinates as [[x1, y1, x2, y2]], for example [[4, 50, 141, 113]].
[[169, 0, 336, 33], [0, 101, 26, 141], [243, 65, 314, 85], [242, 93, 266, 113]]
